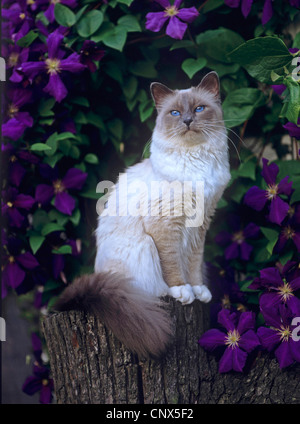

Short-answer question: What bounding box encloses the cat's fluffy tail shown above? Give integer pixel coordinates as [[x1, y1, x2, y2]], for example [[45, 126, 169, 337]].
[[54, 272, 173, 358]]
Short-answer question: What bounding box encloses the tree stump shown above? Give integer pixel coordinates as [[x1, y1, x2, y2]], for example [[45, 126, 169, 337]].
[[42, 297, 300, 404]]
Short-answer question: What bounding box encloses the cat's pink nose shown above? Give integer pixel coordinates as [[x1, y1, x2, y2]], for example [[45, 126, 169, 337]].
[[183, 117, 193, 127]]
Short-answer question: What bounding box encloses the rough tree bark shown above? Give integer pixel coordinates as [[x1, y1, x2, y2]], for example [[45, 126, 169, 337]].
[[42, 297, 300, 404]]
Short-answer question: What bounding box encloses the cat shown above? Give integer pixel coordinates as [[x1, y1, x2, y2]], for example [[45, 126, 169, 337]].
[[55, 71, 231, 359]]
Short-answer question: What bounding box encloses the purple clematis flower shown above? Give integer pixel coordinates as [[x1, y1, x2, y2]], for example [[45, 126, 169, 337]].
[[244, 158, 293, 225], [2, 143, 39, 187], [21, 29, 86, 102], [35, 164, 87, 216], [22, 363, 54, 404], [2, 88, 33, 141], [44, 0, 77, 23], [2, 1, 33, 41], [198, 309, 260, 373], [249, 263, 300, 322], [146, 0, 199, 40], [80, 41, 105, 73], [215, 217, 260, 261], [257, 306, 300, 368], [275, 205, 300, 252], [2, 187, 35, 228], [2, 44, 29, 83], [2, 237, 39, 298], [283, 118, 300, 140]]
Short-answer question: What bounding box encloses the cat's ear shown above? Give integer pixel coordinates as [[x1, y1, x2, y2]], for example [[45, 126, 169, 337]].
[[197, 71, 220, 100], [150, 82, 174, 110]]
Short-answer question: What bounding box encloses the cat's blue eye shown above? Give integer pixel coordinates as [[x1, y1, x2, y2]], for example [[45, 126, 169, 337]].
[[195, 106, 205, 113], [170, 110, 180, 116]]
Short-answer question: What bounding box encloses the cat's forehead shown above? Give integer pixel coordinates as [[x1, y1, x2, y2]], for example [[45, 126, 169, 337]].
[[164, 87, 214, 110]]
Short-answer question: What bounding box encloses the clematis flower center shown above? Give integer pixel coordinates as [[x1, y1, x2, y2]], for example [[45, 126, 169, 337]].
[[45, 58, 61, 75], [282, 225, 295, 240], [8, 256, 15, 264], [27, 0, 35, 5], [277, 325, 291, 342], [53, 179, 65, 194], [165, 6, 179, 17], [7, 201, 14, 208], [42, 379, 49, 386], [8, 52, 19, 67], [221, 294, 231, 309], [19, 12, 26, 20], [225, 329, 240, 349], [277, 280, 294, 302], [232, 230, 244, 244], [266, 184, 278, 200], [8, 104, 19, 118]]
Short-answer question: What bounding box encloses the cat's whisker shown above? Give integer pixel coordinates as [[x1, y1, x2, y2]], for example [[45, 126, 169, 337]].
[[203, 127, 242, 163], [203, 122, 248, 148]]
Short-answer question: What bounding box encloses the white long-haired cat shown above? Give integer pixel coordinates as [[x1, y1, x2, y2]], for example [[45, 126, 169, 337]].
[[55, 71, 230, 358]]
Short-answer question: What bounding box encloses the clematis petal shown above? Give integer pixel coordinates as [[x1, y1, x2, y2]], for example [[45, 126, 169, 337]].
[[219, 347, 234, 373], [241, 0, 253, 17], [60, 53, 86, 73], [261, 158, 278, 185], [145, 12, 169, 32], [35, 184, 54, 204], [62, 168, 87, 190], [55, 192, 75, 215], [268, 196, 289, 224], [232, 347, 247, 372], [53, 254, 65, 279], [218, 309, 236, 332], [239, 330, 260, 352], [16, 252, 39, 270], [7, 207, 25, 228], [292, 232, 300, 251], [262, 0, 273, 25], [40, 385, 52, 404], [2, 118, 28, 141], [166, 16, 187, 40], [156, 0, 171, 7], [177, 7, 199, 23], [277, 176, 293, 196], [244, 186, 267, 211], [225, 242, 239, 260], [237, 311, 255, 335], [21, 61, 46, 79], [243, 222, 260, 238], [257, 326, 280, 351], [259, 267, 282, 287], [43, 73, 68, 103], [14, 194, 35, 210], [275, 341, 294, 368], [283, 121, 300, 139], [10, 162, 26, 187], [224, 0, 240, 7], [47, 30, 64, 59], [198, 329, 226, 351], [3, 262, 25, 290], [240, 241, 253, 260]]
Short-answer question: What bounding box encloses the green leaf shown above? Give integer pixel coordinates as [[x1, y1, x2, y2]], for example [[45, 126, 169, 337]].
[[30, 143, 53, 152], [52, 245, 72, 255], [41, 223, 65, 236], [54, 3, 76, 27], [107, 119, 123, 140], [203, 0, 224, 13], [228, 36, 293, 83], [117, 0, 134, 5], [16, 30, 39, 47], [285, 78, 300, 124], [170, 40, 194, 51], [237, 160, 256, 180], [76, 10, 103, 37], [139, 100, 154, 122], [39, 98, 56, 117], [84, 153, 99, 164], [260, 226, 279, 254], [96, 24, 127, 51], [29, 235, 45, 254], [117, 15, 141, 33], [45, 132, 58, 156], [196, 28, 245, 64], [222, 88, 266, 127], [123, 76, 138, 100], [129, 60, 157, 78], [181, 58, 207, 79]]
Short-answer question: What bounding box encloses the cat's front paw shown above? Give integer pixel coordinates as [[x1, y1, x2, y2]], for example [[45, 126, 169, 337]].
[[192, 285, 212, 303], [169, 284, 195, 305]]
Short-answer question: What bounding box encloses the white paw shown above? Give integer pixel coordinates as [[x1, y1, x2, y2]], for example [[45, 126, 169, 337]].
[[168, 284, 195, 305], [192, 285, 212, 303]]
